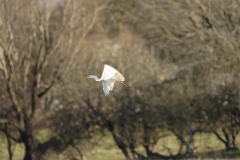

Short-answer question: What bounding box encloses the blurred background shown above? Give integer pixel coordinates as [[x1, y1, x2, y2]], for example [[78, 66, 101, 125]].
[[0, 0, 240, 159]]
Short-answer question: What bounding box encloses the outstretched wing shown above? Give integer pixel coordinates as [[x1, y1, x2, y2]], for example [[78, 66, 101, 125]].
[[102, 80, 115, 95], [101, 64, 125, 81]]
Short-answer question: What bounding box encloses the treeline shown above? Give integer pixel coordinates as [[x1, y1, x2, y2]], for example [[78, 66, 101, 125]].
[[0, 0, 240, 160]]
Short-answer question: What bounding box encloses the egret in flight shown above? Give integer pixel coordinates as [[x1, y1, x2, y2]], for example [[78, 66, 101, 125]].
[[87, 64, 134, 95]]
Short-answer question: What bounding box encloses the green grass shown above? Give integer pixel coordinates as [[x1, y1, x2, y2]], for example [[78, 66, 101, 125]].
[[0, 131, 240, 160], [86, 135, 125, 160], [0, 133, 24, 160]]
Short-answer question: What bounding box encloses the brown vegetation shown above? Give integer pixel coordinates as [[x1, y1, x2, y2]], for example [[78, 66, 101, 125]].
[[0, 0, 240, 160]]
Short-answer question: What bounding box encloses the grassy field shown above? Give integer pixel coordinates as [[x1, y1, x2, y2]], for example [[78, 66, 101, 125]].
[[0, 132, 239, 160], [0, 134, 24, 160]]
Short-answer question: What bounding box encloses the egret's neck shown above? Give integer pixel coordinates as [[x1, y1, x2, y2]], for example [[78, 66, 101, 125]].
[[89, 75, 102, 81]]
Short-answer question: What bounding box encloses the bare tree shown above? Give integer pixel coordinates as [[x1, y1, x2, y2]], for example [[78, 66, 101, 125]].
[[205, 79, 240, 151], [0, 0, 107, 159]]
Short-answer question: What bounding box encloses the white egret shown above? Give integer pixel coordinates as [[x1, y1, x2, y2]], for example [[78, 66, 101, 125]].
[[87, 64, 134, 95]]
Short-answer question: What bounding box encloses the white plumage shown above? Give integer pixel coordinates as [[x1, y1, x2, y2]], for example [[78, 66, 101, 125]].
[[87, 64, 134, 95]]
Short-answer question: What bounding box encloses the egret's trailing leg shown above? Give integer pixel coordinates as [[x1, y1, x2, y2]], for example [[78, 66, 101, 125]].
[[119, 81, 134, 90]]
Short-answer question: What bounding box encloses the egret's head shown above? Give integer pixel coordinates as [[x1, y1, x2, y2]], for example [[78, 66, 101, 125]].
[[86, 75, 92, 78], [86, 75, 101, 81]]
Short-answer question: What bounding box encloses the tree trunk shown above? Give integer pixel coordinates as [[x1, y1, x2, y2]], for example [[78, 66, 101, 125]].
[[214, 128, 238, 152], [186, 105, 193, 158], [22, 133, 38, 160], [71, 144, 86, 160], [106, 121, 130, 159], [110, 130, 130, 158], [21, 119, 38, 160], [6, 135, 13, 160]]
